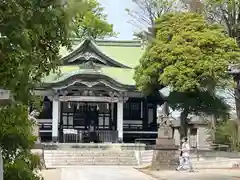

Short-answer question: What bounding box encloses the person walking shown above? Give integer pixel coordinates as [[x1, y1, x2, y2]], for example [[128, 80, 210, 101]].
[[178, 148, 184, 170], [176, 137, 194, 172]]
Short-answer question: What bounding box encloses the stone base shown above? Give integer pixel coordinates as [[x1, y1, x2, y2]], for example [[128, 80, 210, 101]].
[[151, 138, 178, 171], [155, 138, 176, 148], [33, 143, 44, 149], [52, 136, 58, 143]]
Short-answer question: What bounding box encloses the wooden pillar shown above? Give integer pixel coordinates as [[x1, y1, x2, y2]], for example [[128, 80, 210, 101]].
[[113, 103, 117, 130], [52, 97, 60, 142], [117, 101, 123, 141], [142, 98, 148, 130]]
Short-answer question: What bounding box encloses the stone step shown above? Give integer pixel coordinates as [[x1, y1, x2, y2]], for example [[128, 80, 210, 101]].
[[45, 159, 137, 166], [49, 161, 137, 165], [44, 150, 134, 154], [44, 154, 135, 158], [46, 160, 138, 165], [44, 151, 134, 156], [46, 159, 137, 163], [46, 162, 136, 167], [45, 156, 136, 160], [43, 149, 138, 168], [45, 158, 137, 162], [46, 160, 136, 164]]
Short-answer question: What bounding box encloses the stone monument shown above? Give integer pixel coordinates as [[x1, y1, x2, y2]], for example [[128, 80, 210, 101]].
[[28, 110, 41, 144], [151, 102, 178, 170]]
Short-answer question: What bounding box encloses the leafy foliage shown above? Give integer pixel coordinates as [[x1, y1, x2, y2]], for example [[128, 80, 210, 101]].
[[0, 0, 115, 179], [204, 0, 240, 45], [134, 12, 240, 138], [71, 0, 115, 39], [0, 0, 73, 104], [4, 151, 43, 180], [0, 104, 42, 180], [213, 119, 240, 151], [135, 13, 240, 93], [167, 90, 230, 117], [0, 0, 114, 104]]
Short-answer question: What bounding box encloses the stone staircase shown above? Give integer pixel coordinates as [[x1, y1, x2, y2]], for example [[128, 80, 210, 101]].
[[44, 149, 138, 168]]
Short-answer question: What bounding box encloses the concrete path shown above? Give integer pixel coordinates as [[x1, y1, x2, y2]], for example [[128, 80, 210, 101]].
[[41, 167, 240, 180], [61, 166, 155, 180], [144, 169, 240, 180], [42, 166, 155, 180]]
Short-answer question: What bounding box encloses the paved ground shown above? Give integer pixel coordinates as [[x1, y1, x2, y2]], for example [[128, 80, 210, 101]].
[[42, 166, 155, 180], [142, 169, 240, 180], [41, 167, 240, 180]]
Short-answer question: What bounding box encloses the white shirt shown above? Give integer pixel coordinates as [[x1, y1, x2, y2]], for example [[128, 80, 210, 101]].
[[181, 142, 190, 157]]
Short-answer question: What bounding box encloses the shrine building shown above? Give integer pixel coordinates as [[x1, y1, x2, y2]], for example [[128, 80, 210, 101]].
[[35, 39, 164, 143]]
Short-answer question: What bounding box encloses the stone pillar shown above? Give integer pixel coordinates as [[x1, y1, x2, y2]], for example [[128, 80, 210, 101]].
[[173, 128, 180, 146], [52, 98, 60, 142], [151, 115, 178, 170], [117, 101, 123, 142]]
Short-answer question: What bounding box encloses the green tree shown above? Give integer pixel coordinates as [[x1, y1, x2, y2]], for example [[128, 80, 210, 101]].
[[167, 91, 230, 138], [0, 104, 43, 180], [202, 0, 240, 124], [0, 0, 114, 179], [71, 0, 115, 39], [213, 119, 239, 151], [134, 12, 240, 138], [0, 0, 74, 178]]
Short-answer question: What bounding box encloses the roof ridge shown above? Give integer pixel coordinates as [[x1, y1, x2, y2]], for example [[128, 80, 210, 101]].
[[71, 38, 142, 47], [95, 40, 142, 47]]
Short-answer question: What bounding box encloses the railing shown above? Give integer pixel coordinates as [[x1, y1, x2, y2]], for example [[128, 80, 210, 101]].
[[62, 130, 118, 143]]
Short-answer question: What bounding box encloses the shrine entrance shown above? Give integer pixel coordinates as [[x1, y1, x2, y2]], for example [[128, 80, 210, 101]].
[[59, 101, 117, 143]]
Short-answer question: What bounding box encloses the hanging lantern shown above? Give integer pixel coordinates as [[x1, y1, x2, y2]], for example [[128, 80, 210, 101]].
[[77, 103, 80, 110], [106, 103, 109, 110]]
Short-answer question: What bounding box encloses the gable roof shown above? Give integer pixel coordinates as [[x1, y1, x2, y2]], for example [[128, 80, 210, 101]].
[[43, 65, 135, 87], [41, 39, 144, 88], [60, 39, 144, 68]]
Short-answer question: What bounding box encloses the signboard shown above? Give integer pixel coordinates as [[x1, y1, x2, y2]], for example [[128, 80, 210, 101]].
[[59, 96, 120, 102], [0, 89, 10, 100], [63, 129, 78, 135]]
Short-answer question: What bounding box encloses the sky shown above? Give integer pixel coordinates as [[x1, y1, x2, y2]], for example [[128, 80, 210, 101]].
[[99, 0, 136, 40]]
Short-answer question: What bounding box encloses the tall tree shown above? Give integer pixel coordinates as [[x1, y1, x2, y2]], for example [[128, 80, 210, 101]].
[[203, 0, 240, 45], [71, 0, 115, 39], [202, 0, 240, 124], [134, 12, 240, 138], [126, 0, 178, 40], [0, 0, 114, 179], [0, 0, 75, 179]]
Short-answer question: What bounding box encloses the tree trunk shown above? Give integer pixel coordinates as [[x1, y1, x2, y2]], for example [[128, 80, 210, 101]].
[[210, 114, 216, 143], [161, 101, 170, 116], [234, 88, 240, 146], [234, 88, 240, 120], [179, 109, 189, 141]]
